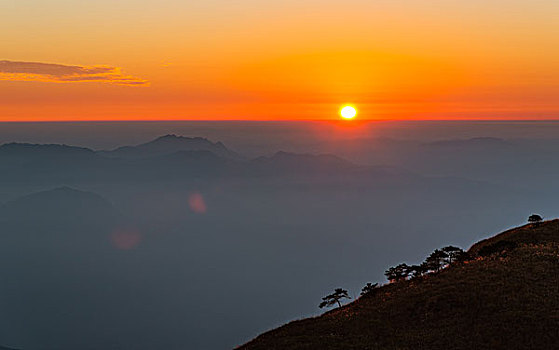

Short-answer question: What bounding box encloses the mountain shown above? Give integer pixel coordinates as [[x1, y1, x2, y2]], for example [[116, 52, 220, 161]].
[[0, 139, 509, 204], [0, 138, 420, 183], [0, 138, 234, 182], [239, 220, 559, 350], [0, 142, 109, 183], [0, 142, 96, 158], [100, 134, 243, 160], [0, 186, 116, 223]]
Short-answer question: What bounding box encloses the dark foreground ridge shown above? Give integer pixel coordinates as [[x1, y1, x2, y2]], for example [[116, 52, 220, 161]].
[[239, 220, 559, 350]]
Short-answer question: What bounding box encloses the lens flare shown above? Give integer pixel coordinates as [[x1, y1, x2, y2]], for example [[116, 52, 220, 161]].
[[110, 229, 142, 250], [188, 192, 207, 214]]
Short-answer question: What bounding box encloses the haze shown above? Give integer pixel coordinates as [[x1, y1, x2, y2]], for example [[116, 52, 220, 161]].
[[1, 121, 559, 349]]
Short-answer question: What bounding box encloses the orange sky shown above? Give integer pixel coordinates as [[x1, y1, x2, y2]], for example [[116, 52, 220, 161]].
[[1, 0, 559, 121]]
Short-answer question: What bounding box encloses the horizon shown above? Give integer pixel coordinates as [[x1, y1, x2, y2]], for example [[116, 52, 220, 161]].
[[4, 118, 559, 122], [4, 119, 559, 152]]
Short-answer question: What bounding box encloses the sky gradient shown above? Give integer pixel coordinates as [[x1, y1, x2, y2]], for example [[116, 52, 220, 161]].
[[2, 0, 559, 121]]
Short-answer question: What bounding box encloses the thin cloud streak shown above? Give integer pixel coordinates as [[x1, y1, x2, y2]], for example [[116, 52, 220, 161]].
[[0, 60, 149, 86]]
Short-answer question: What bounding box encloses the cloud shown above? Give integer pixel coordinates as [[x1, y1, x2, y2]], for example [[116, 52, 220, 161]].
[[0, 60, 149, 86]]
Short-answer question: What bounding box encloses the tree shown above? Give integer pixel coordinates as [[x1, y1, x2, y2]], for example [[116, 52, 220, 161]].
[[424, 249, 447, 272], [360, 282, 379, 296], [528, 214, 543, 224], [441, 246, 466, 265], [454, 250, 471, 263], [385, 263, 410, 282], [319, 288, 351, 309], [408, 263, 428, 278]]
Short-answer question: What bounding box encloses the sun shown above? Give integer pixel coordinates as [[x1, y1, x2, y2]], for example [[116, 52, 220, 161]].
[[340, 105, 357, 120]]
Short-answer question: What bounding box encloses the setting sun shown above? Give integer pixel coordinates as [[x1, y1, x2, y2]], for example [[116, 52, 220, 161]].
[[340, 106, 357, 120]]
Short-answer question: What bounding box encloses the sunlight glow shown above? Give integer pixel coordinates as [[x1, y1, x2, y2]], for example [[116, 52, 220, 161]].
[[340, 106, 357, 120]]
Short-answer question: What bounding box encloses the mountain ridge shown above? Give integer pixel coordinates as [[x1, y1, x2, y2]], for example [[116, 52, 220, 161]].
[[0, 142, 96, 158], [0, 136, 423, 183], [100, 134, 243, 160]]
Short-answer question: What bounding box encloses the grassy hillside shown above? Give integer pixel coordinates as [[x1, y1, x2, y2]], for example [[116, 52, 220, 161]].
[[469, 219, 559, 255], [239, 220, 559, 350]]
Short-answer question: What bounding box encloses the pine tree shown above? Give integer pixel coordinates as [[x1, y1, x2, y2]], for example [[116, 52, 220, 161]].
[[319, 288, 351, 309]]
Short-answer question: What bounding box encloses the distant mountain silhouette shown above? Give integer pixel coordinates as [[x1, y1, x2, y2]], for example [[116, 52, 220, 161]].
[[239, 220, 559, 349], [0, 142, 95, 157], [0, 186, 116, 223], [100, 134, 243, 160], [0, 138, 425, 184], [0, 142, 108, 183]]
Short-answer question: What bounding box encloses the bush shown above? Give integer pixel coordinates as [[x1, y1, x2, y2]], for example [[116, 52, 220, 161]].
[[528, 214, 543, 224]]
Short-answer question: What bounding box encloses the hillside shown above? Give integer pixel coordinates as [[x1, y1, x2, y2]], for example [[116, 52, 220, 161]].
[[469, 219, 559, 255], [239, 220, 559, 350]]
